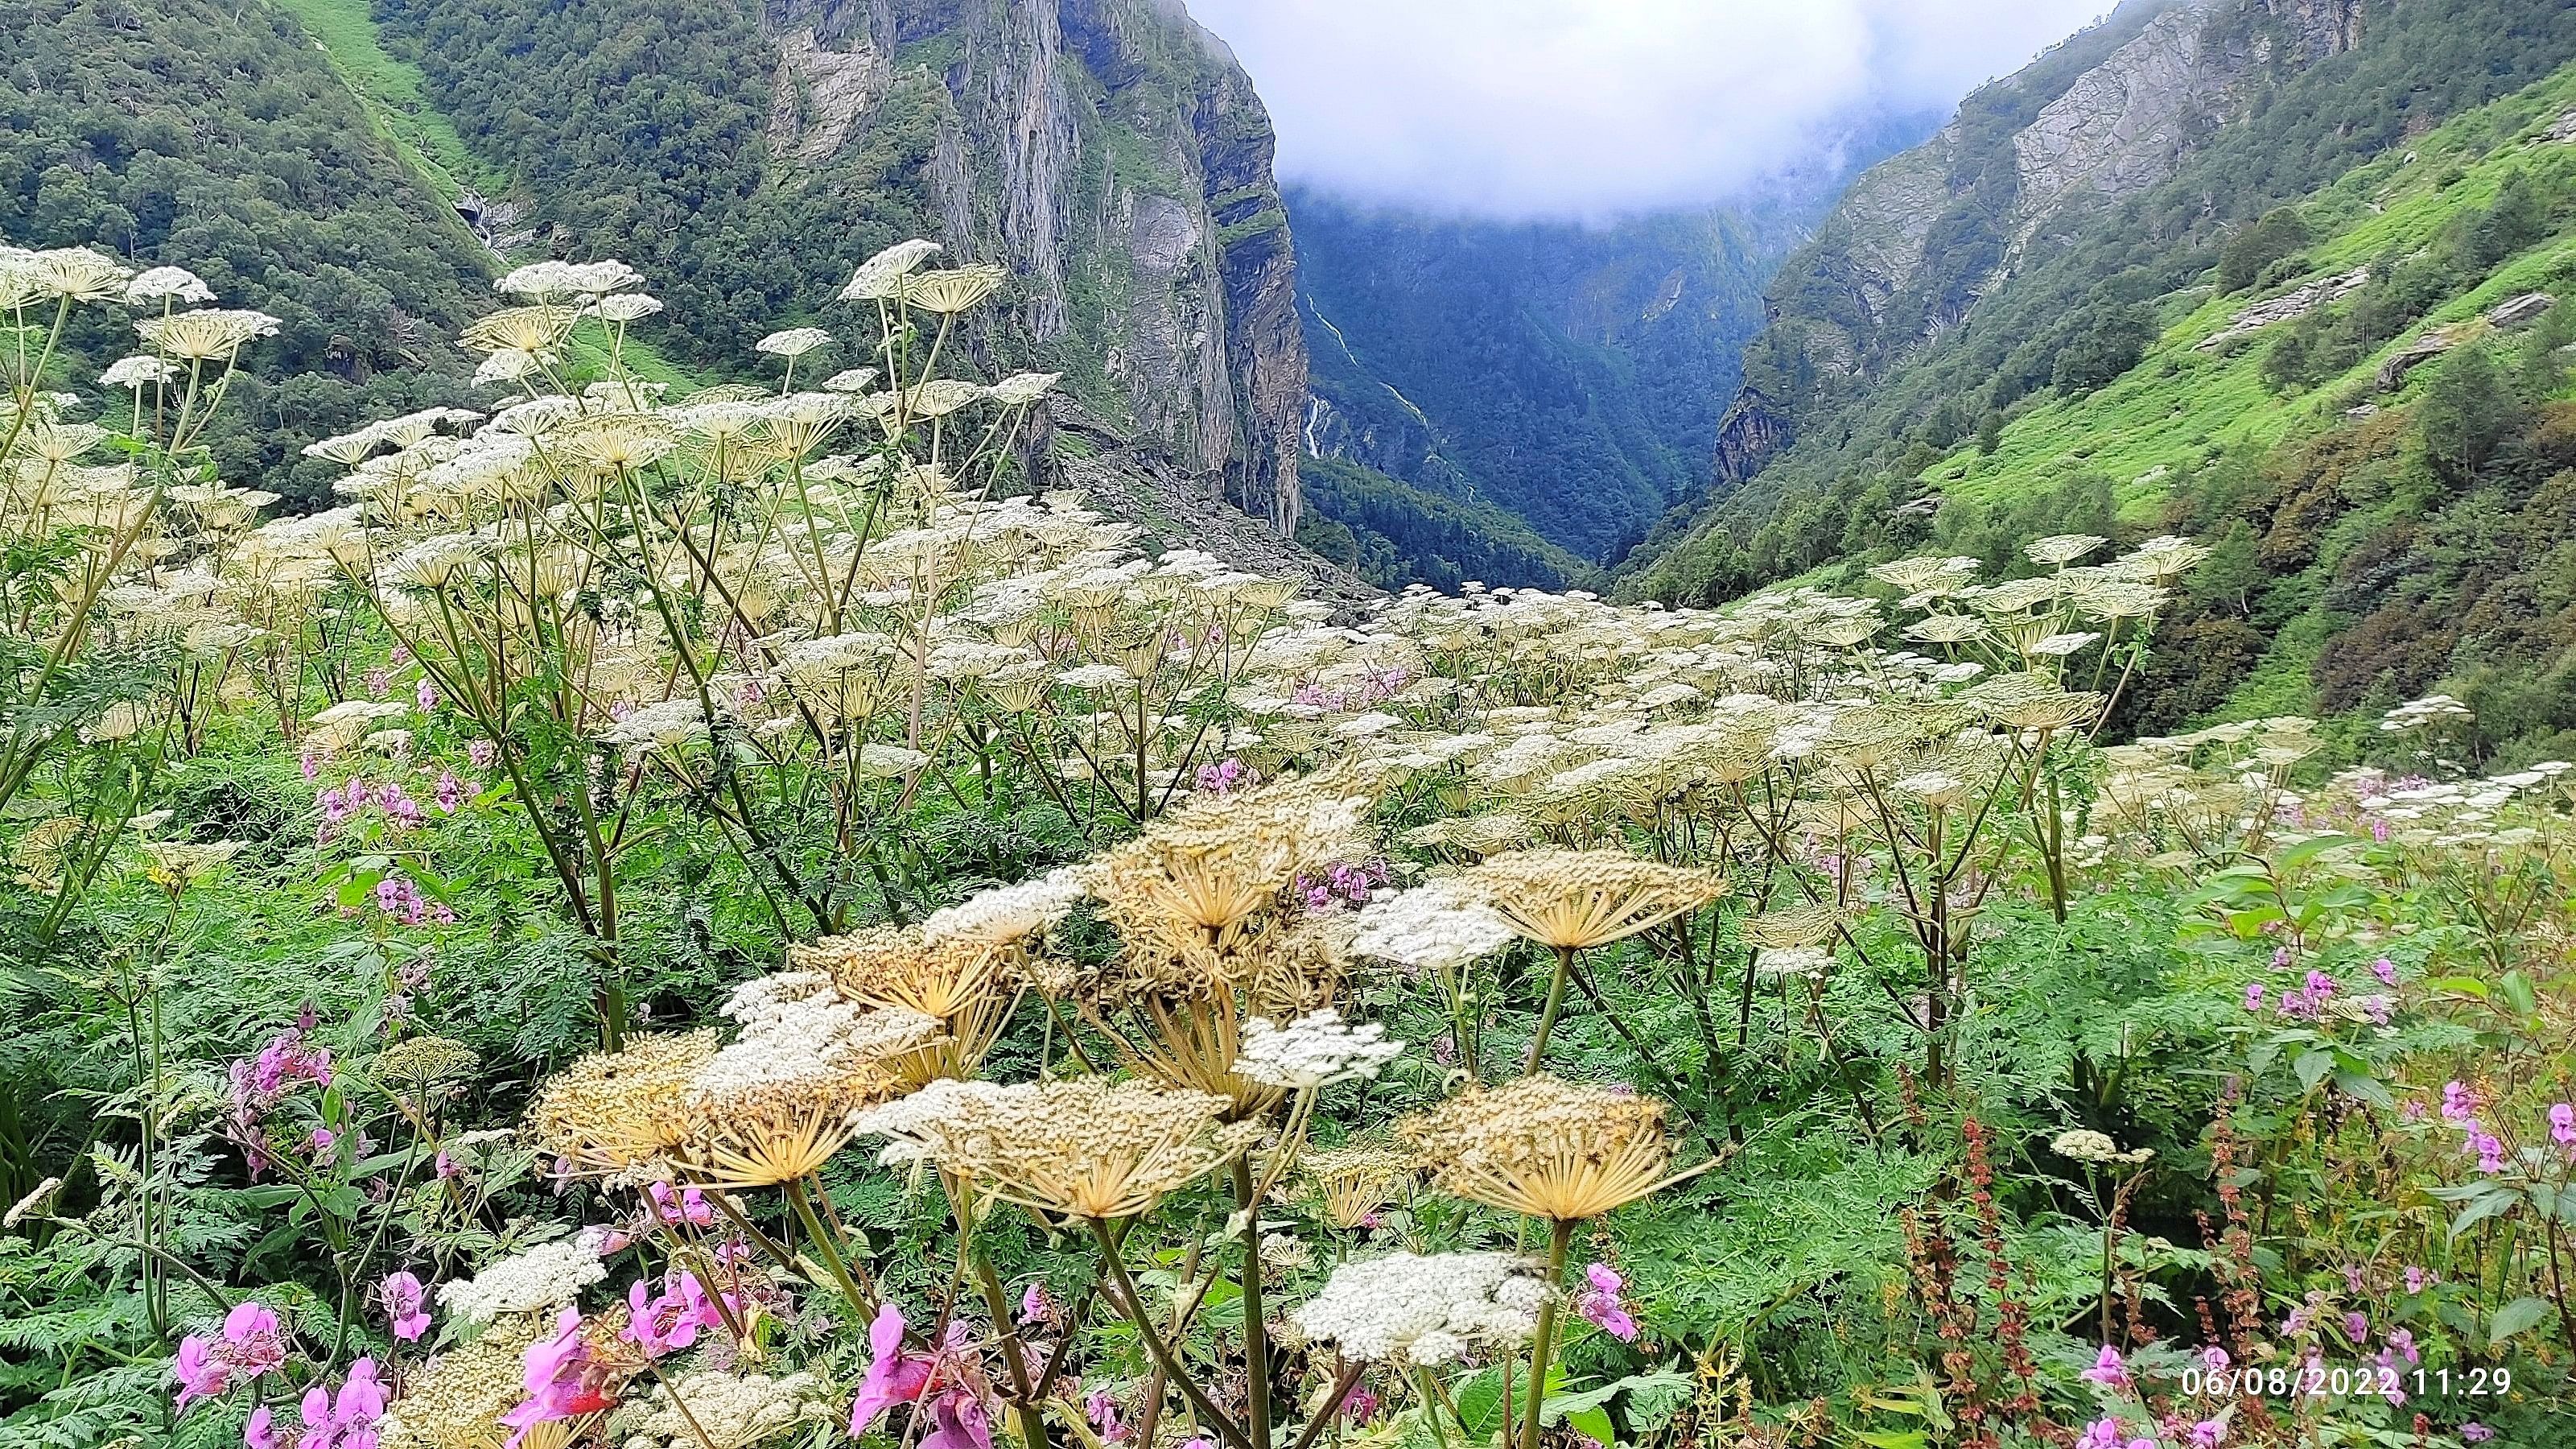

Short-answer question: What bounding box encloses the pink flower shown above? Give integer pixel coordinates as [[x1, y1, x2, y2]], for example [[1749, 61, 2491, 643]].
[[2372, 956, 2397, 985], [2243, 982, 2265, 1011], [416, 679, 439, 712], [2189, 1420, 2225, 1449], [2077, 1418, 2125, 1449], [2405, 1265, 2428, 1294], [380, 1273, 430, 1342], [1577, 1261, 1638, 1342], [646, 1181, 714, 1227], [2080, 1344, 2129, 1389], [1083, 1386, 1129, 1444], [1017, 1283, 1057, 1327], [922, 1397, 992, 1449], [2461, 1425, 2495, 1443], [174, 1335, 229, 1413], [297, 1384, 335, 1449], [2552, 1103, 2576, 1146], [2200, 1346, 2230, 1374], [2442, 1081, 2480, 1125], [1340, 1385, 1379, 1422], [245, 1406, 281, 1449], [2343, 1311, 2368, 1342], [222, 1303, 286, 1373], [501, 1308, 609, 1447], [2463, 1128, 2507, 1174], [849, 1304, 934, 1436], [468, 738, 497, 770], [336, 1358, 387, 1426]]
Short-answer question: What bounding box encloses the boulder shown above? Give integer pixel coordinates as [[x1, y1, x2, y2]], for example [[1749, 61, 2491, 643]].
[[2197, 267, 2370, 350], [2487, 292, 2555, 328], [2375, 321, 2475, 391]]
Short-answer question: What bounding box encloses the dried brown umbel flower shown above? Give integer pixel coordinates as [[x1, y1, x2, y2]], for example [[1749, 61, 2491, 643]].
[[853, 1077, 1262, 1220], [1399, 1075, 1708, 1224], [1738, 902, 1840, 950], [1299, 1139, 1416, 1230], [523, 1030, 719, 1175], [674, 988, 942, 1188], [374, 1314, 558, 1449], [1088, 775, 1369, 947], [1454, 848, 1725, 1071], [1456, 848, 1725, 954], [790, 924, 1016, 1081]]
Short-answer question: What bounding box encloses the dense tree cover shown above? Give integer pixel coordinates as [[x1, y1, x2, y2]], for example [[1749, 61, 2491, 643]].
[[1295, 455, 1595, 593], [1292, 190, 1791, 559], [2121, 340, 2576, 755], [371, 0, 946, 369], [0, 0, 492, 508]]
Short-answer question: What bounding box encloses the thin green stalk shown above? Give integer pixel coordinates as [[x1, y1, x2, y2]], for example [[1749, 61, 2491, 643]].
[[1086, 1217, 1255, 1449], [785, 1178, 872, 1321], [1230, 1157, 1273, 1449], [1523, 945, 1577, 1076], [1517, 1219, 1577, 1449]]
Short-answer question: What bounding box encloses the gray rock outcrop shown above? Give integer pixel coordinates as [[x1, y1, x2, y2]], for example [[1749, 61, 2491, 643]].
[[766, 0, 1308, 535]]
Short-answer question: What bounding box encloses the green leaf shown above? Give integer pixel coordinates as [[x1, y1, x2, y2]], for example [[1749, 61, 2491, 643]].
[[2488, 1295, 2553, 1343], [2277, 833, 2364, 867], [1453, 1371, 1507, 1440], [2332, 1069, 2394, 1108], [1541, 1368, 1693, 1428], [2294, 1049, 2335, 1092], [2499, 972, 2537, 1017], [1852, 1435, 1930, 1449], [2449, 1187, 2521, 1241]]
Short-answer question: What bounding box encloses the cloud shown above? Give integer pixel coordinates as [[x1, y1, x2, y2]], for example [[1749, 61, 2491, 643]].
[[1184, 0, 2115, 219]]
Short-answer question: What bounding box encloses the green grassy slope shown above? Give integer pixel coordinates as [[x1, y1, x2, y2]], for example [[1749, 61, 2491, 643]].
[[264, 0, 704, 390], [267, 0, 501, 200], [1621, 0, 2576, 606], [1933, 66, 2576, 516], [0, 0, 497, 507], [1295, 455, 1600, 594]]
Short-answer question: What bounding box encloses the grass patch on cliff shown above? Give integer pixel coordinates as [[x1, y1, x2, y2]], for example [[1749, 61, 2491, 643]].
[[268, 0, 500, 200], [1925, 62, 2576, 518]]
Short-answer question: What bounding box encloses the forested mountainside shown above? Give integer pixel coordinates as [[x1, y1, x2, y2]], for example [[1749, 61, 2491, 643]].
[[1624, 0, 2576, 761], [0, 0, 494, 506], [2, 0, 1325, 552], [369, 0, 1310, 533], [1290, 195, 1783, 564]]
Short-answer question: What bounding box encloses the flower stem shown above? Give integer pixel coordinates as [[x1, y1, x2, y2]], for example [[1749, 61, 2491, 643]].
[[786, 1176, 873, 1322], [1086, 1216, 1255, 1449], [1518, 1218, 1577, 1449], [1231, 1155, 1273, 1449], [1524, 946, 1577, 1075]]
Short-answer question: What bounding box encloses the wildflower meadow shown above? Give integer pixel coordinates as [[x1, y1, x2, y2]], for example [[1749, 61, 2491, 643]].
[[2, 235, 2571, 1449]]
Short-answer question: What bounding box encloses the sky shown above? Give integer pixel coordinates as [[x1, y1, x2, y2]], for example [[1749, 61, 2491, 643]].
[[1185, 0, 2116, 220]]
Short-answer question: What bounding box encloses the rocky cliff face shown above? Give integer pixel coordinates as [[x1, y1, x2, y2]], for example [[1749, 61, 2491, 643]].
[[765, 0, 1306, 533], [1712, 0, 2365, 485]]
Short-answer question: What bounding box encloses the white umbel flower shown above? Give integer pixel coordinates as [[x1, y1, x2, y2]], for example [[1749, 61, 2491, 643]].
[[1290, 1252, 1547, 1365], [921, 866, 1089, 947], [435, 1232, 608, 1321], [1235, 1009, 1403, 1089], [756, 327, 831, 358], [1349, 882, 1517, 973]]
